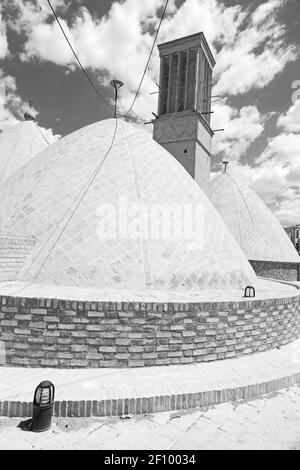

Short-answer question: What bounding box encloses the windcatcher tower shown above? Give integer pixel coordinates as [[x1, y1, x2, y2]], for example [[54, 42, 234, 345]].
[[153, 32, 215, 194]]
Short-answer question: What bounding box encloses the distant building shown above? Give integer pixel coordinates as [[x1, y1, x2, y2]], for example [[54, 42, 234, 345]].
[[0, 117, 49, 182], [285, 225, 300, 255]]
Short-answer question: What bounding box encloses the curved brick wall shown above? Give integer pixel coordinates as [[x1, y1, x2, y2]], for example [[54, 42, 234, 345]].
[[0, 293, 300, 368], [249, 260, 300, 282]]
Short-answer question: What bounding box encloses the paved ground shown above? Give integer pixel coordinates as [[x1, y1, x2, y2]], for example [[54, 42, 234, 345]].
[[2, 337, 300, 409], [0, 385, 299, 450], [0, 278, 297, 303]]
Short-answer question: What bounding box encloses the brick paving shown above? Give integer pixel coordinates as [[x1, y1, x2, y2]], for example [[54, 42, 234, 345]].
[[0, 386, 299, 450]]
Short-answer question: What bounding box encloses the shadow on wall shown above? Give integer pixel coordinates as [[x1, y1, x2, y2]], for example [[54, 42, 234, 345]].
[[249, 260, 300, 282]]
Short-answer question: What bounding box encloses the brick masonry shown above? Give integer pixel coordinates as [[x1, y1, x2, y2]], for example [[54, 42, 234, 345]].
[[0, 237, 36, 282], [0, 293, 300, 368], [249, 260, 300, 282]]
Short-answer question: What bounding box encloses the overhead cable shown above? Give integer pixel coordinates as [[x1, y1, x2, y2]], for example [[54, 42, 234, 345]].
[[125, 0, 169, 116], [46, 0, 113, 112]]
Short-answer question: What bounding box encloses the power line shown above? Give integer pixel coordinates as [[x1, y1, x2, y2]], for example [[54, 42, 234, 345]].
[[7, 130, 85, 232], [34, 121, 51, 146], [46, 0, 113, 113], [124, 109, 148, 123], [125, 0, 169, 116], [47, 0, 163, 124]]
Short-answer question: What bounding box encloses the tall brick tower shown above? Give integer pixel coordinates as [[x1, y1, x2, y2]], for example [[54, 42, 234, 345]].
[[153, 32, 216, 194]]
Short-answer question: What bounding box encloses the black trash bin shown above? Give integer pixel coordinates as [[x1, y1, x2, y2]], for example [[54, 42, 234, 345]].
[[32, 381, 55, 432]]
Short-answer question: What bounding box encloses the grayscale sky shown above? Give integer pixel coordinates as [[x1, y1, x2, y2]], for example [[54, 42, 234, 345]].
[[0, 0, 299, 226]]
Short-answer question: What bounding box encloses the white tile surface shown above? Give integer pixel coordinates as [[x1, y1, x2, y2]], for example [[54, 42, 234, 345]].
[[210, 171, 300, 263], [0, 118, 257, 291]]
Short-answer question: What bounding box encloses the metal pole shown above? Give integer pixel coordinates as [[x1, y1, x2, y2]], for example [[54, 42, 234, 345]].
[[110, 79, 124, 119], [114, 87, 118, 118]]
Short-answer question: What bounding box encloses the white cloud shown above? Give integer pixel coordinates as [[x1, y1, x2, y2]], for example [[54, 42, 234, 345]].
[[277, 99, 300, 133], [215, 46, 295, 96], [3, 0, 298, 225], [271, 190, 300, 227], [211, 102, 265, 160], [0, 71, 23, 130], [0, 2, 62, 134], [6, 0, 69, 29], [6, 0, 296, 119], [213, 132, 300, 226], [20, 19, 74, 65], [252, 0, 282, 25], [39, 125, 61, 144], [0, 69, 60, 138], [213, 0, 296, 95], [0, 7, 9, 59]]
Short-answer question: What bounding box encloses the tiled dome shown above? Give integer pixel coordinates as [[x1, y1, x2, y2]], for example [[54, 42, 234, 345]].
[[0, 119, 257, 291], [210, 170, 299, 263], [0, 121, 49, 181]]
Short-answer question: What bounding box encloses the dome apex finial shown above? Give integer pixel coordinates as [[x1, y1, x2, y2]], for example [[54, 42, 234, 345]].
[[24, 99, 36, 122]]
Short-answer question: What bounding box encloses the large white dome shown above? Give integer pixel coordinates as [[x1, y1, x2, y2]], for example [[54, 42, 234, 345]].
[[0, 120, 49, 181], [210, 170, 299, 263], [0, 119, 257, 291]]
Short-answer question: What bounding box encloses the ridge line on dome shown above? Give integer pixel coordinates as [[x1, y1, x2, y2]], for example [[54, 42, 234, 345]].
[[209, 171, 224, 196], [230, 173, 255, 226], [124, 132, 152, 288], [28, 118, 32, 163], [211, 170, 300, 264], [0, 127, 19, 186], [34, 121, 51, 146], [5, 120, 114, 233], [251, 189, 296, 262], [3, 120, 135, 233], [232, 176, 245, 249], [5, 131, 65, 231], [0, 124, 23, 233], [1, 119, 259, 292], [14, 119, 119, 293]]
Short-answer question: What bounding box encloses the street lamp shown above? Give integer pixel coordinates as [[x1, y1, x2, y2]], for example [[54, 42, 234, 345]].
[[32, 381, 55, 432], [110, 79, 124, 118]]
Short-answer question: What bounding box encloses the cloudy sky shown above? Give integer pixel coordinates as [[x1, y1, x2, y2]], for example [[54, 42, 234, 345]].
[[0, 0, 299, 226]]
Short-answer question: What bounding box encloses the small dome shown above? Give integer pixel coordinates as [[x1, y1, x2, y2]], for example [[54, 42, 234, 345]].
[[0, 121, 49, 180], [210, 170, 299, 263], [0, 119, 257, 291]]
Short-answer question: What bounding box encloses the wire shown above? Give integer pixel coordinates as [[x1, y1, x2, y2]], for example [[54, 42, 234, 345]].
[[17, 118, 119, 288], [124, 109, 148, 123], [34, 121, 51, 146], [125, 0, 169, 116], [6, 129, 85, 234], [46, 0, 113, 113]]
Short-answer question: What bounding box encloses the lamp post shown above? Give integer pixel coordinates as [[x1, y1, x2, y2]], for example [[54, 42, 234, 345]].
[[110, 79, 124, 118], [32, 381, 55, 432], [223, 160, 229, 173]]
